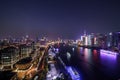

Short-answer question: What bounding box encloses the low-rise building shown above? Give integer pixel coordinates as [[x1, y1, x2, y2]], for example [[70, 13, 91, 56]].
[[0, 46, 19, 70], [19, 44, 32, 59]]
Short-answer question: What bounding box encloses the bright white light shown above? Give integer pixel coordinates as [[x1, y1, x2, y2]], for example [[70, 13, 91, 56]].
[[100, 49, 117, 55], [66, 66, 80, 80], [72, 48, 75, 51], [67, 52, 71, 60], [94, 37, 97, 45], [100, 49, 117, 60], [85, 36, 88, 45], [109, 32, 112, 35]]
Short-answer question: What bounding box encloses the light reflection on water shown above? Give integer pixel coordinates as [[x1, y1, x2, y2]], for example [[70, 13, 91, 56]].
[[78, 47, 117, 64], [84, 48, 92, 62], [72, 46, 120, 79], [100, 50, 117, 69], [78, 47, 117, 71]]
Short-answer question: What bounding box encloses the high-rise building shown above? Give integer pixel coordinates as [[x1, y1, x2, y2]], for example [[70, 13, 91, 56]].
[[113, 32, 120, 49], [107, 32, 114, 48]]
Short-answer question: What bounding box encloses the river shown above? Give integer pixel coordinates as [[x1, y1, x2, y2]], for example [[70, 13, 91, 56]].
[[58, 44, 120, 80]]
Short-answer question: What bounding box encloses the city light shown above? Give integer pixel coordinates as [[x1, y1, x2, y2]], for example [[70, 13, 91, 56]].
[[66, 66, 80, 80], [100, 49, 118, 55], [85, 36, 88, 45], [0, 0, 120, 80], [100, 49, 117, 59]]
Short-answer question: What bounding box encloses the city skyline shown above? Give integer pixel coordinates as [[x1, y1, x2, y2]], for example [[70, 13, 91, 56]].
[[0, 0, 120, 39]]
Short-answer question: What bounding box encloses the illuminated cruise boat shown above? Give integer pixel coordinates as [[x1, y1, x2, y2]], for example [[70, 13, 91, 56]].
[[100, 49, 118, 55], [58, 57, 80, 80], [66, 66, 80, 80]]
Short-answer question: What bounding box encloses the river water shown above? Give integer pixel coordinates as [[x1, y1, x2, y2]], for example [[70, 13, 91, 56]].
[[58, 44, 120, 80]]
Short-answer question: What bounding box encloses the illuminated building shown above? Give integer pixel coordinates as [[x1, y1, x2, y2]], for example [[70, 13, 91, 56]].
[[97, 34, 107, 48], [40, 37, 47, 45], [81, 34, 93, 46], [85, 36, 88, 45], [80, 35, 84, 45], [113, 32, 120, 49], [94, 37, 97, 45], [80, 35, 88, 46], [0, 46, 19, 70], [19, 44, 32, 59], [106, 32, 120, 50], [107, 32, 114, 47], [87, 35, 92, 45], [91, 33, 95, 46]]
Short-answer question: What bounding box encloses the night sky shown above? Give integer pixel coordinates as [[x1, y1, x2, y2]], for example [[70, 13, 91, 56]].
[[0, 0, 120, 39]]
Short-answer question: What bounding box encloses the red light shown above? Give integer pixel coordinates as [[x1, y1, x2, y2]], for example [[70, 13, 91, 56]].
[[93, 50, 97, 54]]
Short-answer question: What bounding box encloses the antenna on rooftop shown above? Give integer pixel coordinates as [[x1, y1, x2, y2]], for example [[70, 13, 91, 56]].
[[84, 30, 86, 36]]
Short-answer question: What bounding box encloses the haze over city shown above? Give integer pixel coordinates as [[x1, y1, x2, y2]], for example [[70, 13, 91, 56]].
[[1, 0, 120, 80], [0, 0, 120, 39]]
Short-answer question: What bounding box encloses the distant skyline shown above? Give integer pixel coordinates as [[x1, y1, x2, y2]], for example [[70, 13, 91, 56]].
[[0, 0, 120, 39]]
